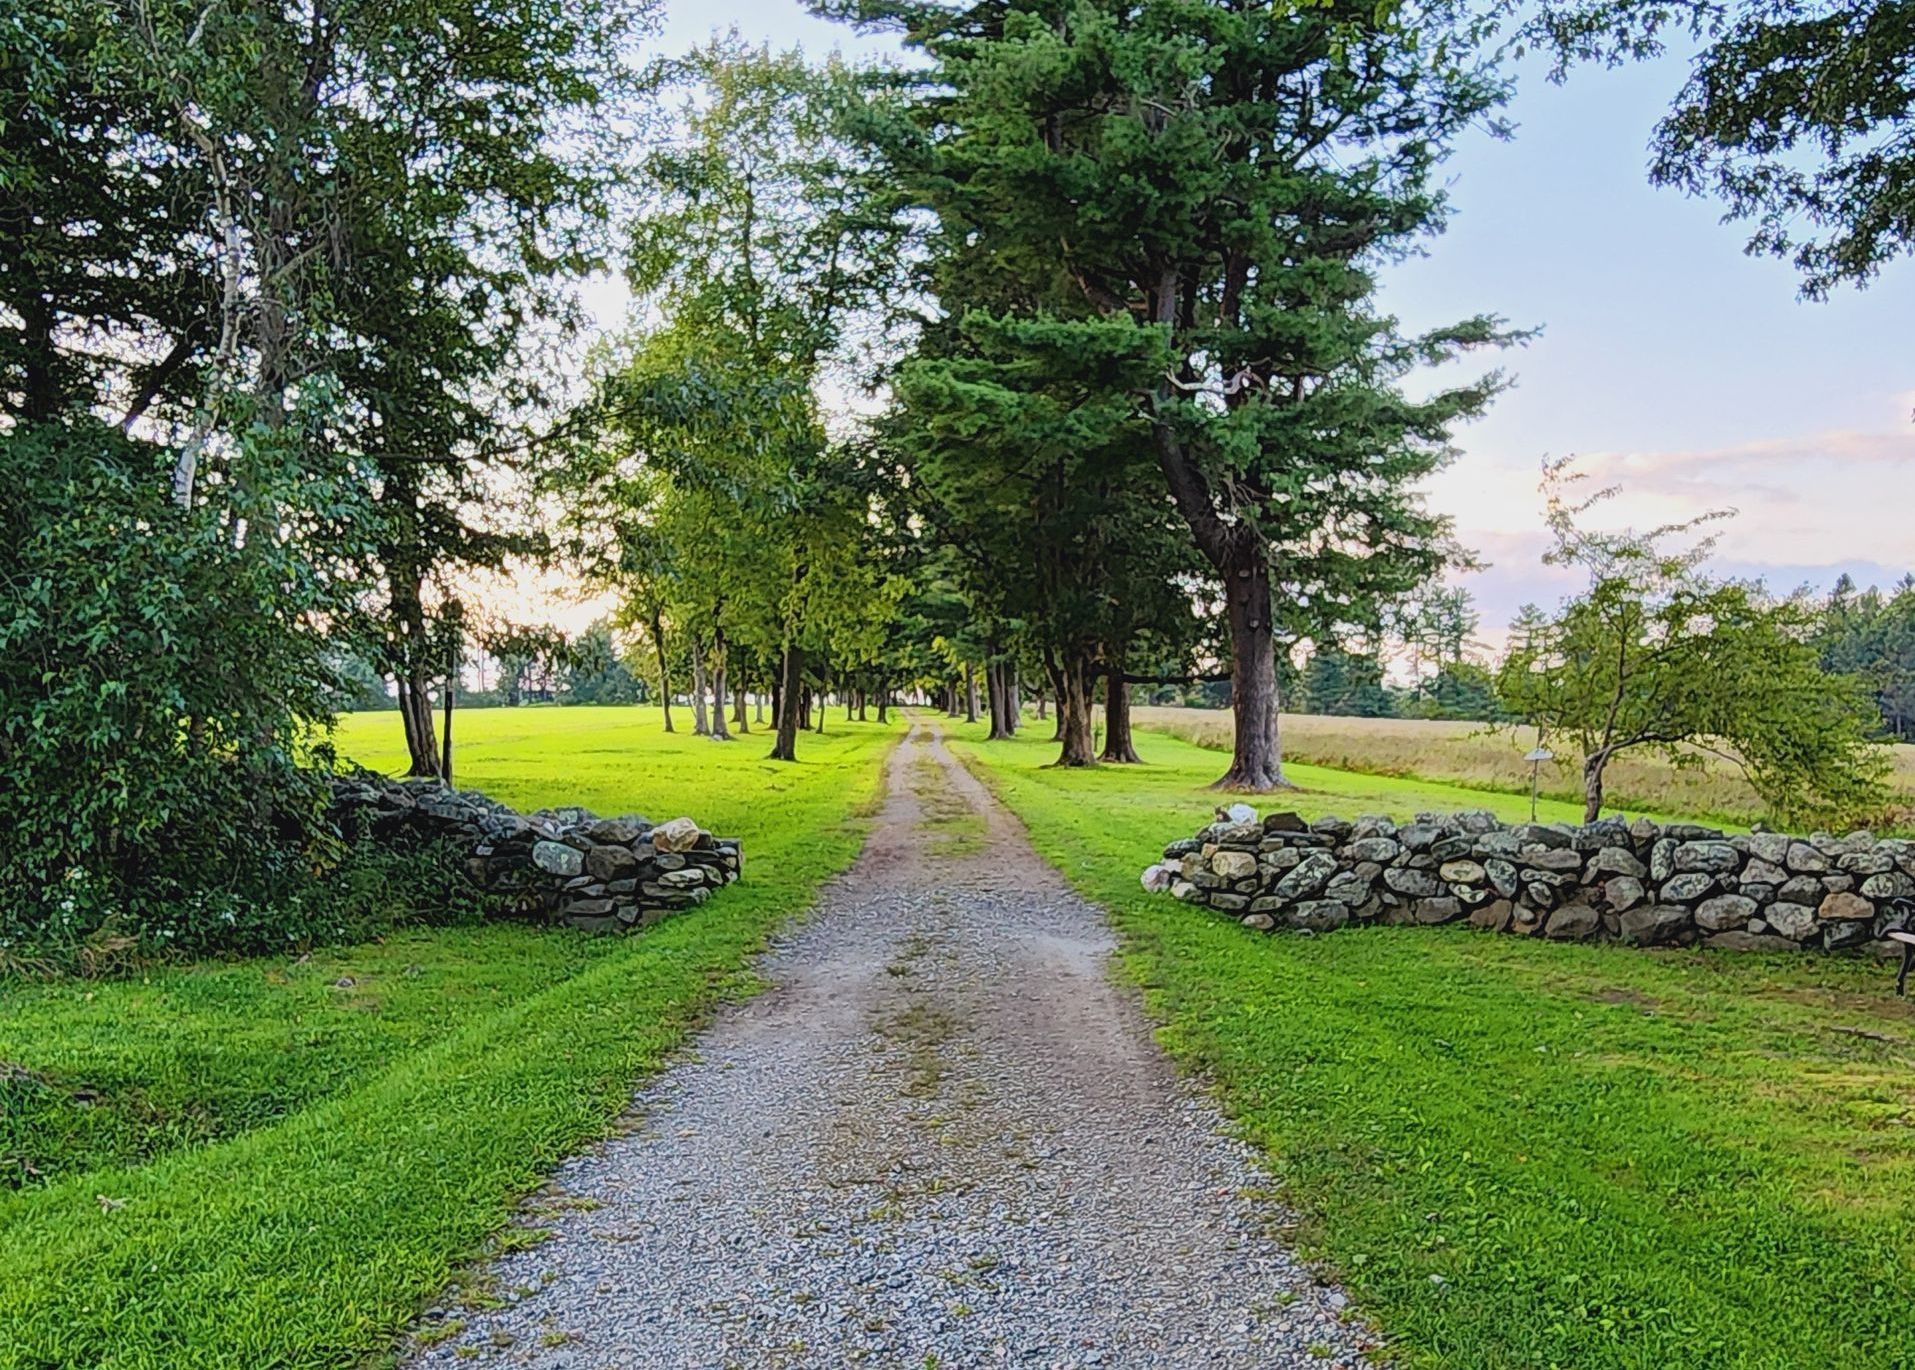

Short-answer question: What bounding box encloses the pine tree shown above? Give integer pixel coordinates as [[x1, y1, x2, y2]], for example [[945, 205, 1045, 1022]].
[[839, 0, 1518, 789]]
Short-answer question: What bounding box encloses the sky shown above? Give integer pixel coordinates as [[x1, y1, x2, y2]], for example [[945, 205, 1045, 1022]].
[[551, 0, 1914, 650]]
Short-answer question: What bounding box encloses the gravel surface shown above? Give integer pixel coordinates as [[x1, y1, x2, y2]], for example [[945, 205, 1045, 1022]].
[[405, 722, 1373, 1369]]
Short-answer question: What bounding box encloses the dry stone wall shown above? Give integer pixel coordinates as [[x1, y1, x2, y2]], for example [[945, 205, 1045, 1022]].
[[1146, 810, 1915, 954], [331, 775, 741, 931]]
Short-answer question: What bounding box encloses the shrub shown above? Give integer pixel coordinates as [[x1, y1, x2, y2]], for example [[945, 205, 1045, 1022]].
[[0, 421, 371, 965]]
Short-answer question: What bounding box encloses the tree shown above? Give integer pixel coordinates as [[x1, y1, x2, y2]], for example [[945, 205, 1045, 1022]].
[[1, 423, 367, 954], [480, 621, 573, 707], [565, 622, 647, 705], [1817, 574, 1915, 741], [1533, 0, 1915, 297], [842, 0, 1516, 789], [1496, 462, 1889, 825], [563, 45, 908, 764], [886, 308, 1200, 767], [1299, 645, 1396, 719]]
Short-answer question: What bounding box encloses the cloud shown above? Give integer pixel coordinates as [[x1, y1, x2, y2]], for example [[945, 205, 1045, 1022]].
[[1430, 423, 1914, 589]]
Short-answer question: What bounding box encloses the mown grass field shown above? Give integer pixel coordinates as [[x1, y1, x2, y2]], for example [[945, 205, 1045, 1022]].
[[0, 706, 899, 1370], [948, 719, 1915, 1370], [1131, 704, 1915, 829]]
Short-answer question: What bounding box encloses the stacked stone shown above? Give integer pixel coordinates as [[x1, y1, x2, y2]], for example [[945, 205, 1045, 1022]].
[[1150, 809, 1915, 956], [330, 775, 742, 932]]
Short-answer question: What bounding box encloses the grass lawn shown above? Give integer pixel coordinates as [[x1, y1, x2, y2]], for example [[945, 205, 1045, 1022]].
[[948, 720, 1915, 1370], [0, 706, 898, 1370]]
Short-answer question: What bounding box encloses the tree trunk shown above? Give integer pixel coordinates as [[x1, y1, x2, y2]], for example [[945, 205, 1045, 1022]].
[[877, 688, 889, 724], [1214, 545, 1288, 790], [1152, 421, 1289, 790], [1100, 653, 1141, 763], [689, 637, 710, 736], [858, 690, 868, 722], [986, 659, 1014, 740], [709, 632, 731, 741], [963, 664, 978, 722], [649, 608, 674, 733], [1583, 752, 1608, 824], [770, 646, 804, 762], [1054, 651, 1098, 767], [731, 674, 749, 735], [1006, 668, 1020, 733], [1043, 649, 1067, 741], [441, 637, 456, 785], [815, 691, 826, 733], [392, 572, 440, 777], [1036, 691, 1048, 721]]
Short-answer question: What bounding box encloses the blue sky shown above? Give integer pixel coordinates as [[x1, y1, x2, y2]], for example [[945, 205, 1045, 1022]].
[[618, 0, 1913, 645]]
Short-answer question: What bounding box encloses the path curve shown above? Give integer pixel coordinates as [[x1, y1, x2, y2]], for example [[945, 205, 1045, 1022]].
[[407, 721, 1369, 1368]]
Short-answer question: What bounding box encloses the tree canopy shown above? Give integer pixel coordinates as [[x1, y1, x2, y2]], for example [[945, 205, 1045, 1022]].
[[1532, 0, 1915, 296]]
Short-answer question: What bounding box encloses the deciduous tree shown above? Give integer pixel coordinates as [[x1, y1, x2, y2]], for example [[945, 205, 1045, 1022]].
[[1496, 463, 1889, 825]]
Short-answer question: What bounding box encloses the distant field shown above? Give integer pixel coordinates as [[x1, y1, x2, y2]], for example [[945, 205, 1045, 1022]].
[[1131, 705, 1915, 829]]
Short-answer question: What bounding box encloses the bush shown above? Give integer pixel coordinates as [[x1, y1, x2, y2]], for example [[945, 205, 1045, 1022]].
[[0, 422, 373, 966]]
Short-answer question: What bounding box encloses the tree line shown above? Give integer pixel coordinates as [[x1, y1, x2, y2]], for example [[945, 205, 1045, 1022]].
[[4, 0, 1909, 957]]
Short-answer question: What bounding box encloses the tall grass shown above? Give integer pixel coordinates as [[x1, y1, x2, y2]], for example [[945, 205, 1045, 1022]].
[[1130, 705, 1915, 829]]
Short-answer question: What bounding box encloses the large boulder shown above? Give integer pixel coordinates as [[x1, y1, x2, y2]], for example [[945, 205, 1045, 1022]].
[[1659, 872, 1718, 903], [1587, 846, 1646, 879], [1620, 903, 1692, 946], [1271, 850, 1339, 902], [1604, 876, 1647, 912], [1766, 902, 1819, 941], [1544, 903, 1601, 941], [531, 840, 585, 878], [1413, 897, 1465, 925], [1818, 890, 1873, 922], [1289, 900, 1351, 933], [1211, 849, 1259, 880], [1785, 842, 1830, 874], [1673, 841, 1741, 875], [1382, 866, 1445, 898], [1470, 899, 1515, 932], [651, 816, 705, 854], [1694, 894, 1757, 933], [585, 844, 640, 881]]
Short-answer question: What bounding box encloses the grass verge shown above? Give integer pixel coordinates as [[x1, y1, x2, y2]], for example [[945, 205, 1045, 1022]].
[[0, 707, 898, 1369], [949, 720, 1915, 1369]]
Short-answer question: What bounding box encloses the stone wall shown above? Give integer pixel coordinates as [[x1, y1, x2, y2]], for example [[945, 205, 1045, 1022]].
[[331, 775, 741, 932], [1145, 809, 1915, 954]]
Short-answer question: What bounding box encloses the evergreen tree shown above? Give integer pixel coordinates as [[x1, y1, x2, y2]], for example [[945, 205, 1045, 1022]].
[[836, 0, 1517, 789]]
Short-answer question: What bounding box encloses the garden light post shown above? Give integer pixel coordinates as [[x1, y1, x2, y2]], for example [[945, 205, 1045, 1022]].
[[1525, 744, 1553, 822]]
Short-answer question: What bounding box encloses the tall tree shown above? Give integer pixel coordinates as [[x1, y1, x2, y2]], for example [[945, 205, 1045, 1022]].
[[838, 0, 1517, 789], [565, 45, 908, 763]]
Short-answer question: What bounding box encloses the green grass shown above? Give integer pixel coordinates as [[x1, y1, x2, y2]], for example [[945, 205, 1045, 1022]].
[[948, 720, 1915, 1370], [0, 928, 620, 1188], [0, 706, 898, 1369]]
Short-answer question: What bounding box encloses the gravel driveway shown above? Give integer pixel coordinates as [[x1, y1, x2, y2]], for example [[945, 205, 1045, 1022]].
[[405, 722, 1371, 1369]]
